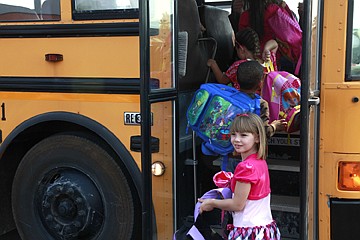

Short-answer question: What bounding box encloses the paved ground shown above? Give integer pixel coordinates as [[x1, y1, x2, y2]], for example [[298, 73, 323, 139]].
[[0, 230, 20, 240]]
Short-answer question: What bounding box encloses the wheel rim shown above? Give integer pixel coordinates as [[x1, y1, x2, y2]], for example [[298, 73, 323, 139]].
[[37, 168, 104, 239]]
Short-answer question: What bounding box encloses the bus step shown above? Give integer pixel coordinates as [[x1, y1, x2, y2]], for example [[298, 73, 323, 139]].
[[184, 159, 198, 166], [213, 158, 221, 166], [267, 159, 300, 172], [271, 195, 300, 213]]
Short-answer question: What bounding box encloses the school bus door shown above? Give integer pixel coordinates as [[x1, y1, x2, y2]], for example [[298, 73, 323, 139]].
[[140, 0, 177, 239], [300, 0, 322, 239]]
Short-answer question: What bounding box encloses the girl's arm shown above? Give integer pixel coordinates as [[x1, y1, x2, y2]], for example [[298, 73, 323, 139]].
[[207, 59, 231, 84], [260, 99, 287, 136], [270, 119, 287, 132], [199, 181, 250, 213], [262, 39, 279, 61]]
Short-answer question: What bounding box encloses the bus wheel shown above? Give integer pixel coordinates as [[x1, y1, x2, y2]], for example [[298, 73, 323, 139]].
[[12, 134, 136, 240]]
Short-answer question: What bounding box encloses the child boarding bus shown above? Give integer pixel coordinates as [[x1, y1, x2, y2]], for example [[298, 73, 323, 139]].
[[0, 0, 359, 239]]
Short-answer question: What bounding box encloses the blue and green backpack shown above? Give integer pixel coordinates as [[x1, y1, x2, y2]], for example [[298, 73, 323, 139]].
[[187, 83, 261, 169]]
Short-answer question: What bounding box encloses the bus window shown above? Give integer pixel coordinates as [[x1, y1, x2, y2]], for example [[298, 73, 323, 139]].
[[74, 0, 138, 10], [41, 0, 60, 20], [350, 0, 360, 77], [149, 0, 174, 89], [0, 0, 61, 21], [0, 1, 39, 21], [72, 0, 139, 20]]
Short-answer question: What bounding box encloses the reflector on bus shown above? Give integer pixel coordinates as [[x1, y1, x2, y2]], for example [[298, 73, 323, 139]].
[[338, 161, 360, 191]]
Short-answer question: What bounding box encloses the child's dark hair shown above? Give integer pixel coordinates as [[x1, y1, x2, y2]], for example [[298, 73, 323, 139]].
[[235, 27, 261, 59], [236, 60, 264, 91], [243, 0, 267, 39]]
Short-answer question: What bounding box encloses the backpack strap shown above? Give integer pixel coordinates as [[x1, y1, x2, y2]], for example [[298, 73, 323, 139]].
[[221, 155, 229, 171], [294, 54, 302, 75], [186, 225, 204, 240], [201, 142, 229, 171], [201, 142, 220, 156]]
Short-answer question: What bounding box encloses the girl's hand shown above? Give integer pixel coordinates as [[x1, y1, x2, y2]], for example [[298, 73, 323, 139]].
[[207, 59, 216, 67], [272, 119, 287, 132], [280, 1, 287, 8], [198, 198, 215, 213], [262, 49, 271, 62]]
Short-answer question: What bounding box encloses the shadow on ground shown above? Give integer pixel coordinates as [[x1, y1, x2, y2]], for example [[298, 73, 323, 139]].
[[0, 230, 20, 240]]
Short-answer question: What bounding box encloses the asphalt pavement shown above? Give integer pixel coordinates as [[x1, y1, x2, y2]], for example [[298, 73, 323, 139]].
[[0, 230, 20, 240]]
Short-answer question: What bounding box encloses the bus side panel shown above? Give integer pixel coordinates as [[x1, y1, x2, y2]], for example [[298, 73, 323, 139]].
[[0, 37, 139, 78], [322, 88, 360, 153]]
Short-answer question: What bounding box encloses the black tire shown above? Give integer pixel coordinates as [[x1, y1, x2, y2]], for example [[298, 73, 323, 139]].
[[12, 134, 136, 240]]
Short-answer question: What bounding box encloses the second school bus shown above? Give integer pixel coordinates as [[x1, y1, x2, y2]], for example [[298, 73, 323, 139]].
[[0, 0, 360, 239]]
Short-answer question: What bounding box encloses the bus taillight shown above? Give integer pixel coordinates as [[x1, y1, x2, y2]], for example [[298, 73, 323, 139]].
[[45, 53, 63, 62], [338, 161, 360, 191]]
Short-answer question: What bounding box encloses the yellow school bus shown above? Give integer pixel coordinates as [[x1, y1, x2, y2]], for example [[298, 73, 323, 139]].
[[0, 0, 360, 239], [315, 0, 360, 239], [0, 0, 167, 239]]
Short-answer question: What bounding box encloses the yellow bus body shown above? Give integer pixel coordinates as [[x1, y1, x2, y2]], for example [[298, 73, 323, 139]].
[[319, 0, 360, 239], [1, 0, 360, 239], [0, 0, 174, 239]]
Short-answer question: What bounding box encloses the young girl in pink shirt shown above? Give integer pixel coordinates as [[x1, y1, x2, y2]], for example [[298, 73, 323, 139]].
[[198, 113, 281, 239]]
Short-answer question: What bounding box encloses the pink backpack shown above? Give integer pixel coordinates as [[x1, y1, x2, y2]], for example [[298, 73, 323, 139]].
[[267, 5, 302, 74], [262, 71, 301, 133]]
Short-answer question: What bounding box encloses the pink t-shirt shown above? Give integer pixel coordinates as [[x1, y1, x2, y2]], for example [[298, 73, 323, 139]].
[[230, 153, 271, 200]]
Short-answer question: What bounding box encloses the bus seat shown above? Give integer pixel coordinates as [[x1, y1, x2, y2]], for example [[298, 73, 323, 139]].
[[0, 4, 39, 21], [41, 0, 60, 20], [198, 5, 234, 73], [178, 0, 217, 90]]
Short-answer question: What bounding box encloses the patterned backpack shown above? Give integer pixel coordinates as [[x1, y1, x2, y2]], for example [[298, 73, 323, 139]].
[[262, 71, 301, 133], [187, 83, 261, 169]]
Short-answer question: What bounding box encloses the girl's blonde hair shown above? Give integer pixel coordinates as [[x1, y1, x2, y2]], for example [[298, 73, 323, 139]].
[[230, 113, 267, 159]]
